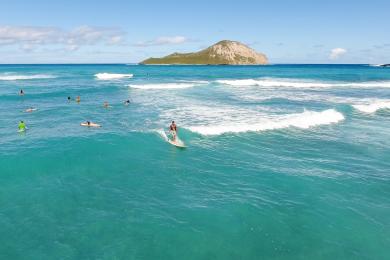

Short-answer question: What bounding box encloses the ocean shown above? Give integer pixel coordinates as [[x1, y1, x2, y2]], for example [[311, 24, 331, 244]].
[[0, 64, 389, 259]]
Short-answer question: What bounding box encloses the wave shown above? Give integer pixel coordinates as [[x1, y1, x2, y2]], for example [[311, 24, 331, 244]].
[[216, 78, 390, 88], [156, 129, 169, 141], [0, 74, 56, 81], [129, 83, 198, 90], [186, 109, 344, 135], [95, 73, 134, 80], [353, 100, 390, 113]]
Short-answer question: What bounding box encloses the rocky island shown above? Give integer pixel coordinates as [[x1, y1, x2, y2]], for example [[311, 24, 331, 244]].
[[140, 40, 268, 65]]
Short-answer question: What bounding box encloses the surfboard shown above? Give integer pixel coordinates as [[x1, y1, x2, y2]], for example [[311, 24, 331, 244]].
[[167, 138, 186, 148], [158, 130, 186, 148], [80, 122, 101, 128]]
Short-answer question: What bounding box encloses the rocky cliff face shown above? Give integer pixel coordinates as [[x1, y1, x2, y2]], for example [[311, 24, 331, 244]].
[[141, 40, 268, 65]]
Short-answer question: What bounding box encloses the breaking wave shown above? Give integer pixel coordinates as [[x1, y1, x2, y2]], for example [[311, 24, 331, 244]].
[[0, 74, 56, 81], [129, 82, 201, 90], [216, 78, 390, 88], [186, 109, 344, 136], [353, 100, 390, 113], [95, 73, 134, 80]]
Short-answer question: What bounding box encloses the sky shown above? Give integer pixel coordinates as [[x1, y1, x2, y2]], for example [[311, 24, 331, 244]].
[[0, 0, 389, 64]]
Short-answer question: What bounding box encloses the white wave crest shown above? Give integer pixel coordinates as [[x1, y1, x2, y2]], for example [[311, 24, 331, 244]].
[[0, 74, 56, 81], [95, 73, 133, 80], [156, 129, 169, 141], [216, 78, 390, 88], [186, 109, 344, 135], [353, 100, 390, 113], [129, 83, 197, 89]]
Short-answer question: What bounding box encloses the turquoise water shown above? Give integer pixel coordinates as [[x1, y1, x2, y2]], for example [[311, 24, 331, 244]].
[[1, 64, 390, 259]]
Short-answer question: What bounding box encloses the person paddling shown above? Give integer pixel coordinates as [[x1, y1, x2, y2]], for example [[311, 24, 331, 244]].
[[169, 121, 177, 141], [80, 121, 101, 128], [25, 107, 36, 113]]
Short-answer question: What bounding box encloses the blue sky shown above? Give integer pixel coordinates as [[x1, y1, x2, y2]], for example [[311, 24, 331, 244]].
[[0, 0, 389, 63]]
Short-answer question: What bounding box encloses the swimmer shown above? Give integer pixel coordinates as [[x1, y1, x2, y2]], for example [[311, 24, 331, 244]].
[[25, 107, 37, 113], [18, 120, 27, 131]]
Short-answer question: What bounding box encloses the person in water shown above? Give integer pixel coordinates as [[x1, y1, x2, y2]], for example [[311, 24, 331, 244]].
[[76, 96, 80, 103], [169, 121, 177, 141], [20, 89, 24, 96], [18, 121, 26, 131], [25, 107, 35, 113], [67, 96, 71, 102], [124, 100, 130, 106], [103, 101, 110, 108]]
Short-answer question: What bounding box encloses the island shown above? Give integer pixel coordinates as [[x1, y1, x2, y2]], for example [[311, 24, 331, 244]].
[[140, 40, 268, 65]]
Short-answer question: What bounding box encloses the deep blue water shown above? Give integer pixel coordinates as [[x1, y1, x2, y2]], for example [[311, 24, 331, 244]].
[[0, 64, 389, 259]]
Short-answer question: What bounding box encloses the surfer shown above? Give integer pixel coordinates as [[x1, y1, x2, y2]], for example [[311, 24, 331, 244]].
[[81, 121, 101, 127], [20, 89, 24, 96], [18, 120, 26, 131], [124, 99, 130, 106], [169, 121, 177, 141], [25, 107, 36, 113]]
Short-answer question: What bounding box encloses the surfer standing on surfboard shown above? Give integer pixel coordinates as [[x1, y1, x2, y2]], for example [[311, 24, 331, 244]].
[[169, 121, 177, 141]]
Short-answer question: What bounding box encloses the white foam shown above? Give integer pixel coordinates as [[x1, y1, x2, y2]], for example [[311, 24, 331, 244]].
[[186, 109, 344, 136], [129, 83, 197, 89], [353, 100, 390, 113], [216, 78, 390, 88], [156, 129, 169, 141], [95, 73, 133, 80], [0, 74, 56, 80]]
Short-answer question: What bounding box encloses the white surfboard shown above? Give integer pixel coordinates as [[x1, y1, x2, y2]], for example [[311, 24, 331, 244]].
[[25, 108, 37, 113], [80, 122, 101, 128], [167, 137, 186, 148], [158, 130, 186, 148]]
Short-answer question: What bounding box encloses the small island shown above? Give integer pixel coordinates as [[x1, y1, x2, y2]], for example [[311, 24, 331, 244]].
[[140, 40, 268, 65]]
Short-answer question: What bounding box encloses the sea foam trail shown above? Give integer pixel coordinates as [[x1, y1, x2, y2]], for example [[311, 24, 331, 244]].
[[156, 129, 169, 141], [353, 100, 390, 113], [95, 73, 134, 80], [216, 79, 390, 88], [0, 74, 56, 80], [129, 83, 198, 89], [186, 109, 344, 135]]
